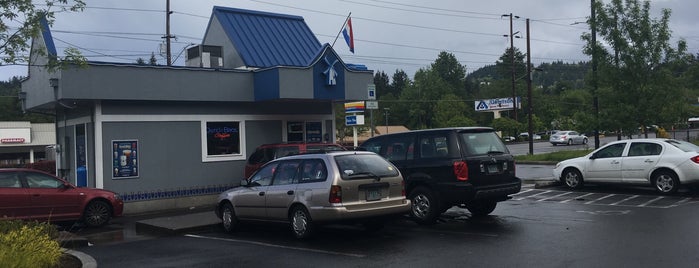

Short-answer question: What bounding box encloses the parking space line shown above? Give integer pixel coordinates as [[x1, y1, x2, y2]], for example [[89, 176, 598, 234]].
[[184, 234, 366, 258], [638, 196, 664, 207], [609, 195, 639, 206], [560, 192, 594, 203], [584, 194, 615, 205], [513, 190, 552, 201], [512, 189, 534, 197], [537, 191, 572, 202]]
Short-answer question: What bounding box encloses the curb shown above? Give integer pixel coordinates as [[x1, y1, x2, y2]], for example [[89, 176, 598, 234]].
[[63, 248, 97, 268]]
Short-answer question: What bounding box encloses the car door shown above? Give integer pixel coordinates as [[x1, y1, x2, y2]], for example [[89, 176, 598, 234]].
[[584, 142, 627, 182], [264, 160, 301, 220], [570, 131, 582, 144], [622, 142, 663, 183], [0, 171, 31, 219], [234, 162, 276, 219], [24, 171, 81, 220]]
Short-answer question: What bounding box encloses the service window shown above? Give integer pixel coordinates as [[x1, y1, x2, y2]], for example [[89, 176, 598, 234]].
[[202, 121, 245, 162]]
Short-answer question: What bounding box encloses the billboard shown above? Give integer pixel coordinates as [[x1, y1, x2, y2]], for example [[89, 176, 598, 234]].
[[474, 97, 521, 112]]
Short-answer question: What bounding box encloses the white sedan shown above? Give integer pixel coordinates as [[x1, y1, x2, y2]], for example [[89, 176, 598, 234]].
[[553, 138, 699, 194]]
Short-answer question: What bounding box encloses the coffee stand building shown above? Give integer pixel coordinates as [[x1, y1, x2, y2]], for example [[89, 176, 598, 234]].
[[21, 6, 372, 213]]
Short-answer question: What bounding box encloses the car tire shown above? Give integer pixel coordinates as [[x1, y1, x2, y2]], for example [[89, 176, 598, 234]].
[[83, 200, 111, 227], [583, 138, 588, 144], [653, 171, 679, 194], [567, 139, 573, 145], [408, 186, 441, 225], [562, 168, 584, 190], [552, 143, 557, 146], [290, 206, 314, 239], [221, 203, 238, 233], [466, 201, 497, 217]]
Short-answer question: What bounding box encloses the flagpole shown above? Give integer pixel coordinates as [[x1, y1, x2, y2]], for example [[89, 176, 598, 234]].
[[331, 12, 352, 47]]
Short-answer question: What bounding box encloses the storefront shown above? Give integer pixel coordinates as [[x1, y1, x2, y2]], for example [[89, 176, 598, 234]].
[[21, 6, 372, 213]]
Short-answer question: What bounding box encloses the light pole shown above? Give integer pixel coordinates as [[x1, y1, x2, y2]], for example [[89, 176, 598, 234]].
[[383, 108, 390, 134], [502, 13, 520, 121]]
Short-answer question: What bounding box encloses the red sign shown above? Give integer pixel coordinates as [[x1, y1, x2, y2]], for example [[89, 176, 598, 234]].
[[1, 138, 26, 144]]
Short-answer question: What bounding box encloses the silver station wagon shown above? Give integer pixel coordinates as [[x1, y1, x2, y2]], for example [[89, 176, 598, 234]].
[[215, 151, 411, 239]]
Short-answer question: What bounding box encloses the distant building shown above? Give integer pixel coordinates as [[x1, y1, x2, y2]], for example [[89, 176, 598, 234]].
[[0, 121, 55, 166]]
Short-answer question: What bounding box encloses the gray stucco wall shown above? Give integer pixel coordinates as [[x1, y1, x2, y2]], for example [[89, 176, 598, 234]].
[[203, 16, 244, 69], [100, 100, 334, 116], [244, 120, 283, 158], [100, 121, 240, 194], [279, 68, 313, 99]]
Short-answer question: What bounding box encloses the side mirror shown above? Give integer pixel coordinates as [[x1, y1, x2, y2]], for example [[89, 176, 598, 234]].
[[240, 179, 249, 187], [61, 181, 74, 189], [589, 153, 597, 160]]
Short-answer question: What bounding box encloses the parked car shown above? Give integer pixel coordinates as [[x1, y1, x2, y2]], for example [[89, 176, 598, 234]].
[[0, 168, 124, 227], [549, 130, 587, 146], [553, 139, 699, 194], [519, 132, 542, 140], [216, 151, 411, 239], [244, 142, 345, 178], [360, 127, 522, 225]]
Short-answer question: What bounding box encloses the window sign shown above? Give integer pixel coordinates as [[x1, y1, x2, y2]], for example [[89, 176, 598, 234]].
[[287, 121, 304, 142], [305, 122, 322, 142], [112, 140, 138, 179], [206, 122, 240, 156]]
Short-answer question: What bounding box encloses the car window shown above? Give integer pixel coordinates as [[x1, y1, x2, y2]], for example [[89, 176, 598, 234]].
[[665, 139, 699, 153], [0, 172, 22, 188], [248, 148, 270, 164], [628, 142, 661, 156], [299, 159, 327, 183], [249, 162, 277, 186], [461, 132, 508, 155], [419, 135, 450, 158], [274, 146, 300, 159], [594, 143, 626, 159], [570, 132, 579, 136], [385, 135, 415, 161], [25, 172, 62, 188], [335, 154, 399, 179], [272, 160, 300, 186]]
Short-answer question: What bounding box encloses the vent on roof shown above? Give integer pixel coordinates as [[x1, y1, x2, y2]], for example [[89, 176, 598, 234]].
[[186, 45, 223, 68]]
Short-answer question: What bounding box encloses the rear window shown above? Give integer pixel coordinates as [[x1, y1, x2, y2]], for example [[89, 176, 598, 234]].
[[665, 139, 699, 152], [274, 146, 300, 158], [460, 131, 509, 155], [334, 154, 399, 180]]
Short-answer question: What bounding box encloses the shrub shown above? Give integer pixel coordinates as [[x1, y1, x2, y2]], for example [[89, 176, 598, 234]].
[[0, 220, 61, 267]]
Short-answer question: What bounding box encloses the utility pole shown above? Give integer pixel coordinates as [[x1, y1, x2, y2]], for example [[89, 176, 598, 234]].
[[591, 0, 600, 148], [526, 18, 533, 155], [502, 13, 520, 121], [163, 0, 174, 66]]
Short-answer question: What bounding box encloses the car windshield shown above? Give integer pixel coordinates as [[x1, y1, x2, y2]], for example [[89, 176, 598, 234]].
[[334, 154, 399, 179], [460, 131, 509, 155], [665, 139, 699, 152]]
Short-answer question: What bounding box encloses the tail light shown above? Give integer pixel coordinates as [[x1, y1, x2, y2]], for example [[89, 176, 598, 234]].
[[691, 155, 699, 164], [401, 180, 406, 196], [453, 161, 468, 181], [329, 185, 342, 203]]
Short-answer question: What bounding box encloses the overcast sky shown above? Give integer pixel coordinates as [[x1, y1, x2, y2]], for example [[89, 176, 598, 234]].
[[1, 0, 697, 81]]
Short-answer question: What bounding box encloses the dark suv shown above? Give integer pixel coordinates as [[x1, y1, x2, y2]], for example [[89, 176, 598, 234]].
[[360, 127, 521, 224], [245, 143, 345, 178]]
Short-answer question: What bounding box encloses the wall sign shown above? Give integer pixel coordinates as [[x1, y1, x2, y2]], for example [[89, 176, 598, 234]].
[[112, 140, 139, 179]]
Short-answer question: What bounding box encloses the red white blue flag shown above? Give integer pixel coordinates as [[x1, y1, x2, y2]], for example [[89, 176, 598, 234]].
[[342, 17, 354, 53]]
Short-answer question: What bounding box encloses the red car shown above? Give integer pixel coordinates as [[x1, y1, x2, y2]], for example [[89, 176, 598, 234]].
[[0, 168, 123, 227], [244, 143, 345, 178]]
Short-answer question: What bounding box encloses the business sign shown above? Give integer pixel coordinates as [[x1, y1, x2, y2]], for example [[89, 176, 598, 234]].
[[346, 115, 365, 126], [0, 138, 26, 144], [344, 101, 365, 113], [112, 140, 139, 179], [474, 97, 521, 111]]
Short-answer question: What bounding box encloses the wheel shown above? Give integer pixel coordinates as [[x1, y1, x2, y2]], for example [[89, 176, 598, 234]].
[[408, 186, 441, 225], [466, 201, 497, 217], [653, 171, 679, 194], [552, 143, 557, 146], [221, 203, 238, 233], [83, 200, 111, 227], [582, 138, 588, 144], [562, 168, 584, 190], [362, 220, 385, 233], [290, 206, 314, 239], [567, 139, 573, 145]]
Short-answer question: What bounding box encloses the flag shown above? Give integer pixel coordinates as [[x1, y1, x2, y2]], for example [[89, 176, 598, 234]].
[[342, 17, 354, 53]]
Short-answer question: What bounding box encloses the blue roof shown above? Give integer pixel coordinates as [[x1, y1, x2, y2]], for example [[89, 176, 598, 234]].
[[212, 6, 322, 68]]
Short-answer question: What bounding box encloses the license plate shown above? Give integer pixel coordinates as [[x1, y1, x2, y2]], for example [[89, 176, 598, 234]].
[[487, 164, 499, 174], [366, 188, 382, 201]]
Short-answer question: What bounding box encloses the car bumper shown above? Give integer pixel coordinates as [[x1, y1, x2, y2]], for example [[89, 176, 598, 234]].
[[436, 179, 522, 205], [308, 198, 411, 222]]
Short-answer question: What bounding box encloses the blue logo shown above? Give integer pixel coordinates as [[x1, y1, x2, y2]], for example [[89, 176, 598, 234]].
[[322, 56, 338, 86]]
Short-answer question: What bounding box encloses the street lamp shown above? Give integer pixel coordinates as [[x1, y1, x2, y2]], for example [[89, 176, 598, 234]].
[[502, 13, 520, 121]]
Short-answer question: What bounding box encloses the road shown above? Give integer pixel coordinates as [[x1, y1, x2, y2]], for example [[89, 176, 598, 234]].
[[79, 183, 699, 267], [506, 133, 657, 156]]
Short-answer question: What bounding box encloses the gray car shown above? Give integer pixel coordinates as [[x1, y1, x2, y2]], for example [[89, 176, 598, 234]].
[[550, 130, 588, 146], [215, 151, 411, 239]]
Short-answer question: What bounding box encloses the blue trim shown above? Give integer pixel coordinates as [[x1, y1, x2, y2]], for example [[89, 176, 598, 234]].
[[254, 68, 280, 101], [39, 17, 57, 56]]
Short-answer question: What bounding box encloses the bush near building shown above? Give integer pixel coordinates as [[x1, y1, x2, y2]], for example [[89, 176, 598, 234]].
[[0, 220, 61, 267]]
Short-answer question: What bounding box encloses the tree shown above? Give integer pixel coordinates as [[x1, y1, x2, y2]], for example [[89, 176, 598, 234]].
[[583, 0, 689, 133], [1, 0, 85, 66], [149, 52, 158, 65], [431, 52, 466, 97], [0, 77, 53, 122], [389, 69, 410, 97], [136, 58, 146, 65]]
